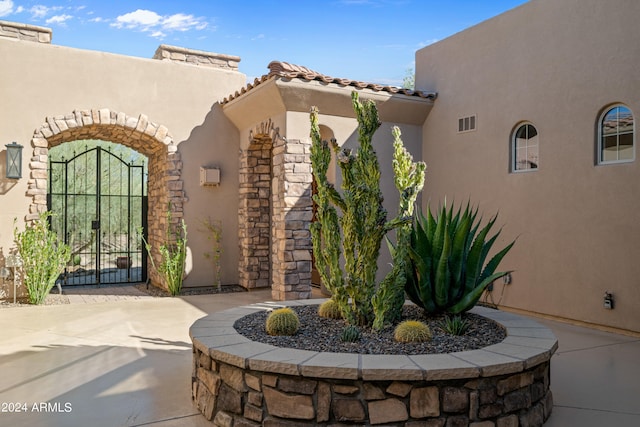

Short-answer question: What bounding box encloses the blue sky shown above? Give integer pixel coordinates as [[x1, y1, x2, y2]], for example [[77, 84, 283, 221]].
[[0, 0, 527, 85]]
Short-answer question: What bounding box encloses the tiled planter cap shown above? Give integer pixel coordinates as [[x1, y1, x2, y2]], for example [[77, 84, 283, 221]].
[[189, 300, 558, 381]]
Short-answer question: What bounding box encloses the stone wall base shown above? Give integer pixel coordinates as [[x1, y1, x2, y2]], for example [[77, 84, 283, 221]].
[[192, 347, 553, 427]]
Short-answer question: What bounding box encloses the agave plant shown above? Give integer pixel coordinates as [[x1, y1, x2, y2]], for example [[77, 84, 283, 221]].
[[405, 202, 514, 314]]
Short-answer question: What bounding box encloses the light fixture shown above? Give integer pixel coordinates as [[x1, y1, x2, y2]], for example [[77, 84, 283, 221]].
[[5, 142, 23, 179]]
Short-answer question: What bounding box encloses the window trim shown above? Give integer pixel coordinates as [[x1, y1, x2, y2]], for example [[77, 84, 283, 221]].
[[597, 104, 635, 165], [511, 122, 539, 173]]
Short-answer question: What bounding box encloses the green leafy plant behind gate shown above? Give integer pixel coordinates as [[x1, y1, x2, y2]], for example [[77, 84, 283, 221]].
[[405, 202, 515, 314], [140, 207, 187, 296], [14, 212, 71, 304], [310, 91, 426, 329]]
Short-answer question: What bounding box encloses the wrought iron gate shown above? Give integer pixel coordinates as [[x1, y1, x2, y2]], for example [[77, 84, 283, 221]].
[[48, 144, 147, 286]]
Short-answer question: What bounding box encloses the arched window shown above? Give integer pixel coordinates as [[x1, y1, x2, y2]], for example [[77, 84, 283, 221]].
[[599, 104, 634, 164], [512, 123, 539, 172]]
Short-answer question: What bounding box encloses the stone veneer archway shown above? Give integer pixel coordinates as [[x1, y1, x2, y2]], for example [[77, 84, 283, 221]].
[[26, 108, 184, 289], [238, 120, 313, 300]]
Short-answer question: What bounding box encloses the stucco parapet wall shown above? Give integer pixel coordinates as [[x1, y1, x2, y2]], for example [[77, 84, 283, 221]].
[[190, 302, 558, 382], [0, 20, 51, 43], [153, 44, 240, 70]]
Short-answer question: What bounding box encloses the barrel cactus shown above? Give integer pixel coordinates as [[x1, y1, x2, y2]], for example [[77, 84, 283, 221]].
[[265, 307, 300, 336], [394, 320, 432, 343], [318, 299, 343, 319], [340, 325, 362, 342]]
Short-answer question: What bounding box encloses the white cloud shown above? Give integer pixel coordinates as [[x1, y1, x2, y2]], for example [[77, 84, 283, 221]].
[[0, 0, 14, 17], [46, 14, 72, 25], [30, 5, 62, 19], [112, 9, 208, 39], [162, 13, 206, 31], [31, 5, 48, 18], [113, 9, 161, 29]]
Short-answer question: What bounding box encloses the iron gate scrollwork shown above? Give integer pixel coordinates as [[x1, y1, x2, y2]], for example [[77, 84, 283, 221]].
[[48, 144, 147, 286]]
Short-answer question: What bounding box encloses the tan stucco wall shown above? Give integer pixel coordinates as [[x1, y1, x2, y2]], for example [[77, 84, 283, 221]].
[[417, 0, 640, 332], [0, 35, 246, 290]]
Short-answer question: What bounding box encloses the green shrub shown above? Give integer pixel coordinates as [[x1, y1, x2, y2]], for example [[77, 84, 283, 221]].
[[440, 315, 470, 336], [140, 206, 188, 296], [318, 299, 342, 319], [340, 325, 361, 342], [394, 320, 432, 343], [265, 307, 300, 336], [14, 212, 71, 305], [405, 202, 514, 314]]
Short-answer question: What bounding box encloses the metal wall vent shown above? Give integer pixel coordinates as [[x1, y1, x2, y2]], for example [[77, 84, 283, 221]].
[[458, 115, 477, 133]]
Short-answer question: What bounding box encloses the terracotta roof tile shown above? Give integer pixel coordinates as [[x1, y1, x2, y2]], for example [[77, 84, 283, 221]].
[[221, 60, 437, 105]]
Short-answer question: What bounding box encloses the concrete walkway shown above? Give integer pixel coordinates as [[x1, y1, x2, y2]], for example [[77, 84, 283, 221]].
[[0, 286, 638, 426]]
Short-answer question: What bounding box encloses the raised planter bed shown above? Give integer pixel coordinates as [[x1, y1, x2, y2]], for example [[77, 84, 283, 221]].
[[190, 300, 557, 426]]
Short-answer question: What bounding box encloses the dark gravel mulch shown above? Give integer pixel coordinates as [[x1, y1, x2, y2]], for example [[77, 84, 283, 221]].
[[234, 304, 506, 355]]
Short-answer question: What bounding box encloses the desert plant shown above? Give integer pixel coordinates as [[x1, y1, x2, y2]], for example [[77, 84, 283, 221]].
[[394, 320, 432, 343], [318, 299, 342, 319], [405, 202, 515, 314], [372, 126, 426, 329], [440, 315, 470, 336], [71, 254, 81, 266], [265, 307, 300, 336], [340, 325, 361, 342], [13, 212, 71, 305], [310, 91, 426, 329], [140, 206, 188, 296]]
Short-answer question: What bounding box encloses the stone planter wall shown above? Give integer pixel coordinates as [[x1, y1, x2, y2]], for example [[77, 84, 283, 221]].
[[190, 302, 558, 427]]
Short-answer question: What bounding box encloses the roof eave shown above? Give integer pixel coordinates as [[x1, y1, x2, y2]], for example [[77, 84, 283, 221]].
[[223, 75, 435, 128]]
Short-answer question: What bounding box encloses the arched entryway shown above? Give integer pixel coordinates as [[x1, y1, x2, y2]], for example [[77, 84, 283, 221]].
[[49, 141, 148, 285], [238, 120, 314, 300], [26, 108, 184, 289]]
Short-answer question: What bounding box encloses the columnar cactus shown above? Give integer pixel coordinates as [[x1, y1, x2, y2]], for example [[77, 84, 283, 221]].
[[310, 92, 426, 329]]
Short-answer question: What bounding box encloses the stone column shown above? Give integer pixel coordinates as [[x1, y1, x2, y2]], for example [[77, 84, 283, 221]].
[[238, 139, 272, 289], [238, 127, 314, 299], [270, 138, 313, 300]]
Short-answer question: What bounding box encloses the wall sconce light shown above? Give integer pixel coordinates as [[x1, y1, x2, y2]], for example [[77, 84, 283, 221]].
[[200, 167, 221, 186], [5, 142, 24, 179]]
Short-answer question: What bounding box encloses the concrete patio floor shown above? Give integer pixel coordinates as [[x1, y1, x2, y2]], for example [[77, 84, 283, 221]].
[[0, 286, 638, 427]]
